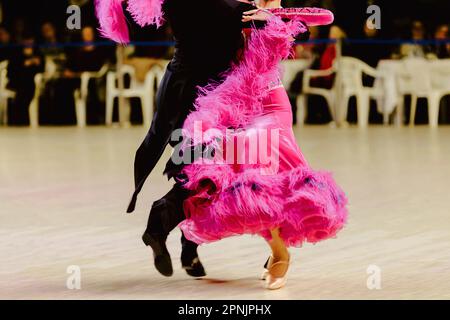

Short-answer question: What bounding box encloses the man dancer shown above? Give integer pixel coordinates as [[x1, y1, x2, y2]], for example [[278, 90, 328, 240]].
[[126, 0, 256, 277]]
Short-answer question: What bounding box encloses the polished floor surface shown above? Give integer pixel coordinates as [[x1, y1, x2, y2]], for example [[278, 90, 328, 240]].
[[1, 125, 449, 299]]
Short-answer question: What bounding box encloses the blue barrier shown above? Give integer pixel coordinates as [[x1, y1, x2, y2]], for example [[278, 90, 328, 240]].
[[0, 38, 449, 49]]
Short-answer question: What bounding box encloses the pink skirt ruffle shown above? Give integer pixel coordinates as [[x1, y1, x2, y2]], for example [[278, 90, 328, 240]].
[[179, 163, 347, 247]]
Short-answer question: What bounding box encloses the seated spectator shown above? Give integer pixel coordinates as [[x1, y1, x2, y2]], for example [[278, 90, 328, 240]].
[[48, 26, 106, 125], [432, 24, 450, 59], [293, 26, 319, 60], [132, 24, 172, 59], [288, 26, 318, 124], [40, 21, 66, 71], [7, 33, 45, 125], [314, 25, 347, 89], [0, 25, 13, 62], [12, 18, 26, 44], [351, 20, 391, 68], [64, 26, 105, 76], [398, 20, 433, 58], [299, 25, 347, 124]]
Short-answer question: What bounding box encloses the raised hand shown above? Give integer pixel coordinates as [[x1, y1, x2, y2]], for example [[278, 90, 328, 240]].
[[242, 9, 273, 23]]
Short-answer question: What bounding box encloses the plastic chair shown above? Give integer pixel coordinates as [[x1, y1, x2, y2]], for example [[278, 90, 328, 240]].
[[28, 58, 58, 127], [0, 61, 16, 125], [74, 64, 109, 127], [106, 64, 163, 126], [300, 65, 337, 124], [429, 59, 450, 122], [335, 57, 383, 128], [29, 73, 45, 128], [397, 58, 442, 127], [279, 59, 313, 125]]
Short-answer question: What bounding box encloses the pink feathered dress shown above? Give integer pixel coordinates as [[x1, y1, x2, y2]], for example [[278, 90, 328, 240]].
[[177, 13, 348, 247]]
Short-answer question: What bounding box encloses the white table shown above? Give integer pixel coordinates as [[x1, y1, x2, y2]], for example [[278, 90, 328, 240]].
[[374, 58, 450, 124]]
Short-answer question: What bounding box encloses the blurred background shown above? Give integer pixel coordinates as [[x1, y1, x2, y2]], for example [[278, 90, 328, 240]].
[[0, 0, 449, 127]]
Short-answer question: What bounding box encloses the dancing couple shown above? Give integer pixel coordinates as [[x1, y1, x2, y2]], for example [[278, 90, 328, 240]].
[[96, 0, 348, 290]]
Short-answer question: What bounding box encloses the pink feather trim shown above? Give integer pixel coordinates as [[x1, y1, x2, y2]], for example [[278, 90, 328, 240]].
[[127, 0, 165, 28], [95, 0, 165, 44], [95, 0, 129, 44], [180, 165, 347, 247], [182, 16, 306, 146]]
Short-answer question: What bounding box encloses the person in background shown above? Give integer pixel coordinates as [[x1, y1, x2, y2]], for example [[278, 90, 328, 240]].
[[7, 33, 44, 125], [64, 26, 105, 75], [432, 24, 450, 123], [0, 24, 12, 62], [288, 26, 317, 124], [51, 26, 106, 125], [346, 20, 388, 124], [352, 20, 390, 67], [40, 22, 66, 71], [315, 25, 346, 88], [293, 26, 318, 60], [398, 20, 432, 58], [12, 18, 26, 44], [432, 24, 450, 59], [40, 22, 60, 55], [132, 24, 172, 59]]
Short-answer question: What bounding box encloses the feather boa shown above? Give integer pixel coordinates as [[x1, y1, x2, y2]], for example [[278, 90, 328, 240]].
[[95, 0, 165, 44], [181, 16, 307, 146]]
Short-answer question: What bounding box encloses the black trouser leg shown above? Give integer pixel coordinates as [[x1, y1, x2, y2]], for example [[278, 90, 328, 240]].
[[142, 183, 191, 277], [143, 182, 201, 261], [144, 183, 189, 237], [181, 232, 198, 260]]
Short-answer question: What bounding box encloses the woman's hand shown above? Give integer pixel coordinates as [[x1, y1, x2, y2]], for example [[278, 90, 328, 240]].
[[242, 9, 273, 23]]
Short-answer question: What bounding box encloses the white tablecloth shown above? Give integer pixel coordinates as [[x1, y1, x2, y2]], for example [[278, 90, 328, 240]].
[[374, 59, 450, 116]]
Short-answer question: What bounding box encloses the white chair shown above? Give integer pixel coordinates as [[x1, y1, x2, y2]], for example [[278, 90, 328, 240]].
[[335, 57, 383, 128], [300, 64, 337, 124], [28, 57, 58, 127], [0, 61, 16, 125], [279, 59, 313, 125], [73, 64, 109, 127], [396, 58, 442, 127], [106, 64, 163, 126], [29, 73, 45, 128], [430, 59, 450, 122]]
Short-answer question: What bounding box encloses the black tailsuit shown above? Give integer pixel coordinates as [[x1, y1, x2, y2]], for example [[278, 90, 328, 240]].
[[127, 0, 254, 242]]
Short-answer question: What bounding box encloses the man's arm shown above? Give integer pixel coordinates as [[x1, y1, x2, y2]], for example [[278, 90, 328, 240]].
[[221, 0, 256, 26]]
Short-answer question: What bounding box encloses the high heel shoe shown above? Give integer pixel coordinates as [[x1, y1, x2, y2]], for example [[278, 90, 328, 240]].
[[265, 256, 290, 290], [260, 256, 273, 280]]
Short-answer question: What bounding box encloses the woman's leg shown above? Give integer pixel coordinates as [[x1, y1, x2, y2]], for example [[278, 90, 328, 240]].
[[267, 229, 289, 263], [265, 229, 290, 289]]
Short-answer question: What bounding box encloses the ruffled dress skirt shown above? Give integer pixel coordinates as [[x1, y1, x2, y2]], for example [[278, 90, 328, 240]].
[[179, 85, 347, 247]]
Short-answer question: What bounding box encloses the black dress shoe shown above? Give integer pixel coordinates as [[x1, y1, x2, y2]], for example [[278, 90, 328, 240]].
[[142, 232, 173, 277], [181, 255, 207, 278]]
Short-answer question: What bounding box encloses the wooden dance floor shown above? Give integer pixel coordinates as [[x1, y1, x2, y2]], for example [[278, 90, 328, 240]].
[[1, 125, 449, 300]]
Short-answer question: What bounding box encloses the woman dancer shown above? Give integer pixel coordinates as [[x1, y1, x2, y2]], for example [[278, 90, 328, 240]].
[[177, 1, 348, 290]]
